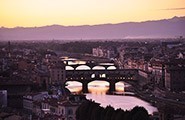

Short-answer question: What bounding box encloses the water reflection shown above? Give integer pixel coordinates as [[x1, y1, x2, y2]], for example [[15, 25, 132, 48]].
[[66, 81, 126, 94], [116, 82, 125, 92], [86, 94, 158, 115], [64, 58, 158, 114], [66, 81, 158, 115], [65, 81, 82, 93], [88, 81, 109, 95]]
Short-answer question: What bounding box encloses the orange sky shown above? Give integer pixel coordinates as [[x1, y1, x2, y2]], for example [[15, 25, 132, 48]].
[[0, 0, 185, 28]]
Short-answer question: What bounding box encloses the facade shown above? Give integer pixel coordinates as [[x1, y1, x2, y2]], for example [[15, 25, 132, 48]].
[[138, 70, 150, 80], [92, 46, 116, 59], [149, 60, 164, 85], [32, 69, 50, 89], [23, 92, 48, 111], [45, 51, 58, 64], [0, 90, 7, 108], [49, 62, 66, 84], [33, 94, 86, 120], [165, 59, 185, 92]]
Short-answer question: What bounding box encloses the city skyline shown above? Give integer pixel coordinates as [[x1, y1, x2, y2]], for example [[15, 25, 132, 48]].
[[0, 0, 185, 28]]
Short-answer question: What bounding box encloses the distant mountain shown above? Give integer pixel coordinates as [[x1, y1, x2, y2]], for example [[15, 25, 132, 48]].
[[0, 16, 185, 40]]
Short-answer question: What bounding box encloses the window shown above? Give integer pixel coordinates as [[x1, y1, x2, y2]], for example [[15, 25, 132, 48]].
[[68, 109, 73, 115], [50, 107, 56, 113], [62, 109, 64, 114]]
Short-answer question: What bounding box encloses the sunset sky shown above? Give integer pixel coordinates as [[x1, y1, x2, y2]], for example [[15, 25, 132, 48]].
[[0, 0, 185, 28]]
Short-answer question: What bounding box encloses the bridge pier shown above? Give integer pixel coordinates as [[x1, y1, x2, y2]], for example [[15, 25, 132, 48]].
[[82, 82, 88, 93], [109, 81, 115, 93]]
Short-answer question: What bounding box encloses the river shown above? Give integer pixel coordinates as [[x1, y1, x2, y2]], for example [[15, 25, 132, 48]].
[[63, 57, 158, 115]]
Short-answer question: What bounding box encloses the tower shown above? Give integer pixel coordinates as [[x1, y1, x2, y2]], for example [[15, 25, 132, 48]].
[[7, 41, 11, 57]]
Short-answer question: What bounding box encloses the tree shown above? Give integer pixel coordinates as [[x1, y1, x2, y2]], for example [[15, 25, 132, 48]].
[[130, 106, 149, 120], [76, 100, 150, 120], [76, 100, 90, 120], [104, 106, 115, 120], [114, 109, 125, 120], [91, 106, 104, 120]]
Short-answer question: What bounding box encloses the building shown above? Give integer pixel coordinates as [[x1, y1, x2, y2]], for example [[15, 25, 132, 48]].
[[32, 66, 50, 89], [0, 113, 22, 120], [23, 92, 48, 112], [33, 94, 86, 120], [49, 62, 66, 85], [0, 79, 33, 108], [0, 90, 7, 108], [92, 47, 105, 58], [92, 46, 116, 59], [44, 51, 59, 64], [149, 59, 164, 85], [165, 59, 185, 92]]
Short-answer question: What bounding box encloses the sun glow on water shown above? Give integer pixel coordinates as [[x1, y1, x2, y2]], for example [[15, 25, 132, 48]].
[[66, 81, 125, 94]]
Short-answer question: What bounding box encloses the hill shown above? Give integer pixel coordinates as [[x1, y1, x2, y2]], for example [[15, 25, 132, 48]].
[[0, 16, 185, 40]]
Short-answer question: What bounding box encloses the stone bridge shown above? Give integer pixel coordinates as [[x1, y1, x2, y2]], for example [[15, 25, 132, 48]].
[[65, 69, 138, 93]]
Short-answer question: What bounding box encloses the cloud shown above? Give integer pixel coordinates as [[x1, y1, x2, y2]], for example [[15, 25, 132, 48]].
[[161, 7, 185, 11]]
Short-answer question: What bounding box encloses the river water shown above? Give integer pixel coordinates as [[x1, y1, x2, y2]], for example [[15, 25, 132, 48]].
[[64, 57, 158, 115]]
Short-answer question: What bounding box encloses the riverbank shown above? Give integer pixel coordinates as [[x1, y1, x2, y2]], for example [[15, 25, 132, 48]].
[[107, 91, 157, 107]]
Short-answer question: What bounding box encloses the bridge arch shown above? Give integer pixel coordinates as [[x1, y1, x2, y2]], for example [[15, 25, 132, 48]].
[[91, 74, 95, 78], [88, 80, 110, 94], [92, 66, 106, 70], [88, 80, 109, 87], [76, 65, 91, 70], [115, 82, 125, 92], [91, 73, 106, 79], [65, 81, 82, 93], [65, 69, 138, 93], [65, 66, 74, 70], [107, 66, 117, 70]]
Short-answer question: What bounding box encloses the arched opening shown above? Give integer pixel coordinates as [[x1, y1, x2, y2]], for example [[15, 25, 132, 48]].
[[91, 73, 106, 78], [41, 79, 47, 90], [107, 66, 117, 70], [76, 65, 91, 70], [99, 63, 114, 66], [75, 60, 86, 65], [100, 73, 106, 78], [65, 81, 82, 93], [88, 81, 109, 94], [67, 108, 73, 115], [115, 82, 125, 92], [91, 74, 95, 78], [65, 66, 74, 70], [92, 66, 105, 70], [68, 61, 77, 65]]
